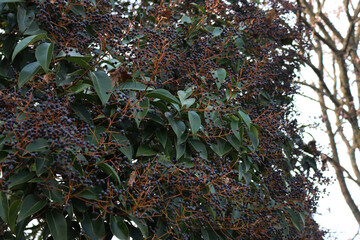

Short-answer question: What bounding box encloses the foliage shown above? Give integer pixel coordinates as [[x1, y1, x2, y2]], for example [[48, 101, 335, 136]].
[[0, 0, 324, 239]]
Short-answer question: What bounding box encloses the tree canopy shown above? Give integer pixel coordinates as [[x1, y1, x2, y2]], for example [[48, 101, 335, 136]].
[[0, 0, 325, 239]]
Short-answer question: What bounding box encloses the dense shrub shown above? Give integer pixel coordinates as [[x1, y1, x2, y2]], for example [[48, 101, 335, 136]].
[[0, 0, 325, 239]]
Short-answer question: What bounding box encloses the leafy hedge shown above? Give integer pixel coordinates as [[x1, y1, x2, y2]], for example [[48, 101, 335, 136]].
[[0, 0, 325, 239]]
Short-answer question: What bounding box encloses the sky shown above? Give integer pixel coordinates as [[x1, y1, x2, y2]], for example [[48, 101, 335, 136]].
[[295, 74, 360, 239]]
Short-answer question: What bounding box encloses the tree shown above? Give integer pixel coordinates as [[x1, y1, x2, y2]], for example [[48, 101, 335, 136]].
[[297, 0, 360, 227], [0, 0, 324, 239]]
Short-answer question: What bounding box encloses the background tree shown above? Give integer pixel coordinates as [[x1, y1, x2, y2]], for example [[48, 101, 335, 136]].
[[0, 0, 324, 239], [297, 0, 360, 229]]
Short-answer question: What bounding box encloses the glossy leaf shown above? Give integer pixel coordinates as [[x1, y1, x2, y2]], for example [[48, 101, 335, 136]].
[[182, 98, 195, 108], [248, 125, 259, 150], [212, 27, 223, 37], [111, 133, 133, 160], [71, 103, 93, 125], [90, 71, 113, 105], [156, 129, 167, 148], [212, 68, 226, 82], [238, 110, 251, 129], [110, 216, 130, 240], [12, 33, 47, 60], [0, 192, 8, 223], [147, 89, 180, 105], [8, 172, 35, 188], [35, 42, 54, 72], [189, 139, 207, 159], [176, 143, 186, 160], [286, 208, 302, 232], [170, 120, 185, 138], [188, 111, 201, 135], [119, 81, 150, 91], [210, 139, 232, 157], [17, 5, 34, 33], [99, 163, 120, 184], [177, 89, 192, 103], [81, 213, 105, 239], [134, 98, 150, 127], [8, 200, 21, 232], [18, 62, 41, 88], [129, 216, 148, 238], [46, 210, 67, 240], [17, 194, 46, 223], [180, 14, 192, 23], [26, 138, 49, 152], [136, 145, 157, 157]]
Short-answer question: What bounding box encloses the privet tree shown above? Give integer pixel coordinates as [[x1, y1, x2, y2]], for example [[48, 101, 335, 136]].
[[0, 0, 324, 239], [298, 0, 360, 227]]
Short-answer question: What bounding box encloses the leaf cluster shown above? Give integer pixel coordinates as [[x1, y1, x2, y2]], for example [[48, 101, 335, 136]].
[[0, 0, 325, 239]]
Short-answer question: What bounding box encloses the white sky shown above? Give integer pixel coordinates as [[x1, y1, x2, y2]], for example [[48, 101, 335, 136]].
[[296, 70, 360, 239]]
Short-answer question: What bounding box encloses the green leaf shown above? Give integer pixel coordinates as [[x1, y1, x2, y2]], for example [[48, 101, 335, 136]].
[[17, 5, 34, 33], [248, 125, 259, 150], [71, 104, 93, 126], [70, 4, 85, 17], [210, 139, 232, 157], [235, 37, 245, 48], [156, 129, 167, 149], [188, 111, 201, 135], [18, 62, 41, 88], [17, 194, 46, 223], [180, 14, 192, 23], [81, 213, 105, 239], [111, 133, 133, 160], [238, 161, 243, 180], [42, 182, 63, 204], [176, 143, 186, 160], [129, 216, 148, 238], [12, 33, 48, 61], [110, 216, 130, 240], [46, 210, 67, 240], [0, 192, 8, 223], [99, 163, 120, 184], [212, 27, 223, 37], [119, 81, 150, 91], [226, 135, 241, 151], [243, 172, 252, 185], [189, 139, 207, 159], [170, 120, 186, 138], [212, 68, 226, 82], [177, 90, 191, 103], [182, 98, 195, 108], [136, 145, 157, 157], [8, 200, 21, 232], [35, 42, 54, 72], [56, 48, 92, 67], [231, 119, 241, 140], [201, 228, 220, 240], [147, 89, 180, 105], [8, 172, 35, 188], [36, 158, 47, 176], [177, 132, 188, 145], [90, 71, 113, 106], [238, 110, 251, 129], [26, 138, 48, 152], [286, 208, 302, 232], [76, 189, 98, 200], [134, 98, 150, 127]]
